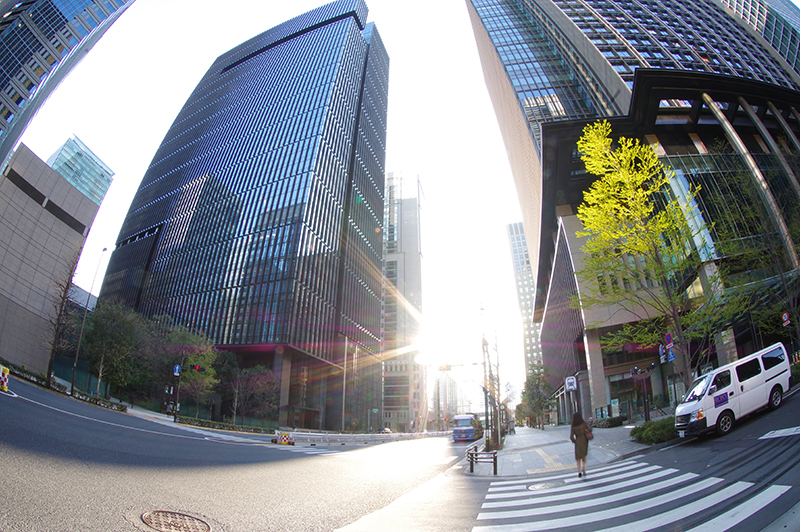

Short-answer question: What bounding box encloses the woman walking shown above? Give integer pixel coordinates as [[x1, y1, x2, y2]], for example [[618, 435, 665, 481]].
[[570, 412, 592, 477]]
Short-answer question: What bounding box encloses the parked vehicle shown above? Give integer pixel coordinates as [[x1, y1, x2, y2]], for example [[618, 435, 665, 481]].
[[452, 413, 484, 441], [675, 342, 791, 437]]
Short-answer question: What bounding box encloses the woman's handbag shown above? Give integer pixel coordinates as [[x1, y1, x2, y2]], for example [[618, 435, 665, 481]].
[[585, 428, 594, 440]]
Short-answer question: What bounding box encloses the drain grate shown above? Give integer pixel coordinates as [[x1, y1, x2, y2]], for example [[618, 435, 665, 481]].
[[141, 511, 211, 532], [528, 480, 566, 491]]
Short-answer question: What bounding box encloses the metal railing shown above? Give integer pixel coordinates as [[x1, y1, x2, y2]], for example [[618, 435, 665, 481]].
[[466, 443, 497, 475], [283, 430, 450, 446]]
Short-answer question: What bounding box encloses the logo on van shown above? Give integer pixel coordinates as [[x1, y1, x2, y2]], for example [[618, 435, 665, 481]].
[[714, 393, 729, 408]]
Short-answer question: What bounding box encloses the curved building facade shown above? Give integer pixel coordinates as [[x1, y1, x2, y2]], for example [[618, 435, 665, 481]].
[[0, 0, 135, 168], [467, 0, 800, 423], [100, 0, 389, 430]]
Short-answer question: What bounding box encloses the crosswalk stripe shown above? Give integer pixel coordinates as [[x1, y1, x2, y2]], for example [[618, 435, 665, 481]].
[[476, 476, 723, 523], [487, 461, 653, 493], [486, 464, 664, 500], [589, 482, 753, 532], [683, 485, 791, 532], [482, 472, 696, 511], [473, 479, 749, 532]]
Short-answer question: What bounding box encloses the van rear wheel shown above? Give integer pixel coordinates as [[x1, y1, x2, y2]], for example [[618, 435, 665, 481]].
[[769, 386, 783, 410], [716, 411, 734, 436]]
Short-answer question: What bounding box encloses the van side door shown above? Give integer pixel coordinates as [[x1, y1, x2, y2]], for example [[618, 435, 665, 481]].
[[735, 358, 765, 416], [708, 370, 736, 424]]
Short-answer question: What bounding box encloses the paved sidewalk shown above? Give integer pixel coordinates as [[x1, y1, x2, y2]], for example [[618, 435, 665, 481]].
[[465, 423, 657, 477]]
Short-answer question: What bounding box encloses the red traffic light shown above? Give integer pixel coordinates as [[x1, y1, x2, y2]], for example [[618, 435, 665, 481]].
[[184, 365, 206, 371]]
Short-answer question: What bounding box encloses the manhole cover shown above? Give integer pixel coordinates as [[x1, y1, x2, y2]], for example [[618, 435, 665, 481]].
[[141, 511, 211, 532], [528, 480, 566, 491]]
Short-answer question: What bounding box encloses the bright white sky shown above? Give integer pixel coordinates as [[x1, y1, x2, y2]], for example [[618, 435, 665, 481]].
[[19, 0, 526, 405]]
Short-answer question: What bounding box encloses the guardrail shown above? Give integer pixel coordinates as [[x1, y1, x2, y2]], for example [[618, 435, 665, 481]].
[[282, 430, 450, 446], [466, 443, 497, 475]]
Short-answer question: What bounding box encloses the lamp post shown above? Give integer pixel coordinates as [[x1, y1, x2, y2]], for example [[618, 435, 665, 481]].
[[71, 247, 107, 396], [342, 335, 348, 432]]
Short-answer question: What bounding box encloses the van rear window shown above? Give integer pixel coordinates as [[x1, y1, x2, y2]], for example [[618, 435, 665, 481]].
[[761, 347, 786, 370]]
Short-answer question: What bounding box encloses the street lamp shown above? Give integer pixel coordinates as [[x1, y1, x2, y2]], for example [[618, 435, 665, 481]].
[[342, 335, 348, 432], [71, 247, 107, 396]]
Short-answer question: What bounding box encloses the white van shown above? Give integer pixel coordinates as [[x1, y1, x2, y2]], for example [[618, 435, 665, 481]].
[[675, 342, 791, 438]]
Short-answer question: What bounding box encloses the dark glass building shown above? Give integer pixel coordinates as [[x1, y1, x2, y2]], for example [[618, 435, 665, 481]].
[[468, 0, 800, 423], [100, 0, 389, 430]]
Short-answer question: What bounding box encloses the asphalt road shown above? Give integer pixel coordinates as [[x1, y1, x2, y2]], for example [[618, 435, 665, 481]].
[[0, 377, 483, 532]]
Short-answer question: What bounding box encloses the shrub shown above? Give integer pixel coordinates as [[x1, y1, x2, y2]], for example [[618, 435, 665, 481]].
[[630, 417, 676, 445], [593, 415, 627, 428], [791, 363, 800, 387], [177, 416, 274, 434]]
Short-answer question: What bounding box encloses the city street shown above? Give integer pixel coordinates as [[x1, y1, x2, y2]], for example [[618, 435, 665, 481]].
[[3, 376, 800, 531], [0, 377, 484, 532]]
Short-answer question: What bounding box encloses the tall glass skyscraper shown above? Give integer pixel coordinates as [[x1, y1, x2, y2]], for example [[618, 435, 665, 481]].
[[719, 0, 800, 75], [468, 0, 800, 423], [46, 134, 113, 205], [100, 0, 389, 430], [382, 171, 425, 432], [0, 0, 135, 168], [506, 222, 540, 370]]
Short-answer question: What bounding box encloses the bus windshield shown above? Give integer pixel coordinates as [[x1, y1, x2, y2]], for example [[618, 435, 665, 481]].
[[454, 419, 472, 427]]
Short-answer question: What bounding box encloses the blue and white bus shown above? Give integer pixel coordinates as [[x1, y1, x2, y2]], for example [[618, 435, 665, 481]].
[[452, 413, 484, 441]]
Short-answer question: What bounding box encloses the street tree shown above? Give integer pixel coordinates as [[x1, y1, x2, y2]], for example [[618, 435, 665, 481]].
[[228, 366, 279, 425], [180, 346, 219, 418], [521, 361, 552, 429], [574, 120, 731, 389], [46, 247, 81, 386], [84, 300, 141, 397]]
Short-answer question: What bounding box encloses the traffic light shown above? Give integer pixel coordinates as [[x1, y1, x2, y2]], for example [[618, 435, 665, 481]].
[[184, 365, 206, 372]]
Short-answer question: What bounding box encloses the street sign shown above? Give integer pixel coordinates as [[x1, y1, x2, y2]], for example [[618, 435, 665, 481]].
[[665, 333, 673, 349], [173, 364, 181, 376], [565, 375, 578, 392], [783, 312, 790, 327], [659, 344, 666, 364], [668, 348, 675, 362]]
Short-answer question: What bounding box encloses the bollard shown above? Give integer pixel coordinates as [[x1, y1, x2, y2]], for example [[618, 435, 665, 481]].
[[0, 365, 8, 392]]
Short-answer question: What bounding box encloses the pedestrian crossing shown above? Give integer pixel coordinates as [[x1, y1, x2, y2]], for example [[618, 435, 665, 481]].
[[473, 460, 792, 532]]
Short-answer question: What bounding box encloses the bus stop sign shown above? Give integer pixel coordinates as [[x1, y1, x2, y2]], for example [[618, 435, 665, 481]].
[[565, 376, 578, 392]]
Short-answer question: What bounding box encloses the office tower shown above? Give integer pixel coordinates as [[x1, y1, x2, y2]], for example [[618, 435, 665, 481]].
[[432, 371, 459, 431], [100, 0, 389, 431], [0, 143, 107, 374], [468, 0, 800, 422], [506, 222, 540, 371], [382, 171, 425, 432], [0, 0, 135, 168], [719, 0, 800, 75], [47, 135, 113, 205]]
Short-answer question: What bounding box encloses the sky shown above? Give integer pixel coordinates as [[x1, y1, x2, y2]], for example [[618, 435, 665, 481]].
[[18, 0, 526, 405]]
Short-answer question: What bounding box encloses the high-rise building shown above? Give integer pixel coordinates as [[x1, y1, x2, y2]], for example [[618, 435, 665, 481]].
[[382, 171, 425, 432], [0, 142, 108, 374], [99, 0, 389, 431], [506, 222, 540, 370], [719, 0, 800, 75], [0, 0, 135, 169], [46, 135, 113, 205], [468, 0, 800, 423]]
